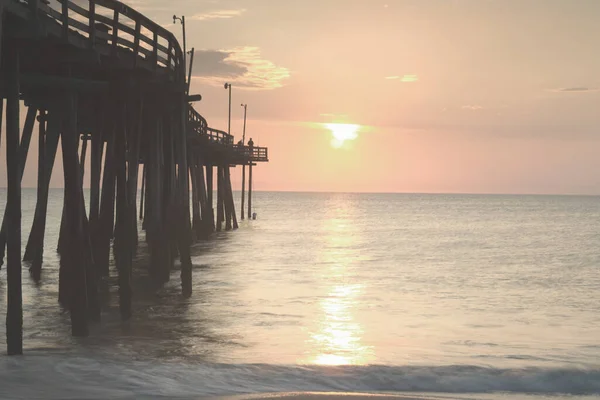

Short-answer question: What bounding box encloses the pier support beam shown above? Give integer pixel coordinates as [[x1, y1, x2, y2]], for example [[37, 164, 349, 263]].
[[146, 113, 169, 286], [241, 164, 245, 220], [113, 102, 132, 320], [216, 166, 224, 232], [0, 105, 37, 267], [24, 109, 60, 281], [196, 156, 209, 238], [223, 167, 232, 231], [5, 41, 23, 355], [26, 110, 46, 273], [176, 101, 193, 298], [89, 131, 103, 223], [97, 128, 116, 277], [189, 155, 201, 239], [224, 167, 238, 230], [248, 162, 253, 219], [60, 90, 89, 337], [206, 164, 214, 232], [139, 164, 145, 221]]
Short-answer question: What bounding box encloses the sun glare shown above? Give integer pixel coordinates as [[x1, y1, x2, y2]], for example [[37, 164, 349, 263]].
[[325, 123, 360, 149]]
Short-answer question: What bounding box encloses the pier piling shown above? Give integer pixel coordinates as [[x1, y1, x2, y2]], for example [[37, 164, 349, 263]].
[[5, 40, 23, 355], [248, 163, 253, 219]]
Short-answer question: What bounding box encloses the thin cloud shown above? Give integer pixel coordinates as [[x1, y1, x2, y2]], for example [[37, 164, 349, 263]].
[[191, 47, 290, 90], [385, 74, 418, 82], [189, 9, 246, 21], [462, 105, 484, 110], [552, 87, 598, 93], [401, 74, 418, 82]]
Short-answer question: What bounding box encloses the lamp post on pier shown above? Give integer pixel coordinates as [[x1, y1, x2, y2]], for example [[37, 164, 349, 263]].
[[173, 15, 187, 80], [240, 103, 247, 220], [224, 82, 232, 136]]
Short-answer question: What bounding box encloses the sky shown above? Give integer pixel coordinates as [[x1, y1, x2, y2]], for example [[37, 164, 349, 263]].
[[2, 0, 600, 194]]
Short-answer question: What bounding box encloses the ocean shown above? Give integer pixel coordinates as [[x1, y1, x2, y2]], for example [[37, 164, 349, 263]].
[[0, 190, 599, 399]]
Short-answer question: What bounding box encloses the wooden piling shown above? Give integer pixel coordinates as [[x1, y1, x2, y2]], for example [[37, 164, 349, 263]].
[[35, 110, 46, 220], [139, 164, 145, 220], [60, 89, 89, 336], [97, 127, 116, 277], [176, 100, 193, 298], [0, 99, 3, 154], [5, 40, 23, 355], [24, 109, 60, 280], [241, 164, 246, 221], [88, 127, 103, 280], [248, 162, 253, 219], [147, 113, 168, 286], [0, 105, 37, 267], [225, 166, 238, 229], [113, 100, 132, 320], [129, 96, 143, 251], [216, 166, 224, 232], [223, 167, 233, 231], [196, 156, 209, 238], [162, 116, 176, 282], [206, 164, 214, 232], [79, 134, 88, 187], [189, 155, 201, 238], [26, 110, 46, 270]]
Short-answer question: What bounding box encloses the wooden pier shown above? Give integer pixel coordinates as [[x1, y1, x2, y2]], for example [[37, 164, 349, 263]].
[[0, 0, 268, 354]]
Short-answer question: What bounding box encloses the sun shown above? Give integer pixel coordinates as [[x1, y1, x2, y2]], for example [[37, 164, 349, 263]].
[[325, 123, 360, 149]]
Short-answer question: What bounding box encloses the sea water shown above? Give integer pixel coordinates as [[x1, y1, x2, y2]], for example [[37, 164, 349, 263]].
[[0, 190, 599, 399]]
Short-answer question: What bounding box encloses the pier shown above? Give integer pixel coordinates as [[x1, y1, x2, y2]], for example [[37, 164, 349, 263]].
[[0, 0, 268, 354]]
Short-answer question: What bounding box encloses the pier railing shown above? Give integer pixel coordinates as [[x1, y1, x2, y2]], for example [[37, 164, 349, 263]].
[[206, 127, 233, 145], [233, 144, 269, 162], [25, 0, 184, 80], [188, 104, 208, 136], [187, 105, 267, 161], [187, 105, 233, 145]]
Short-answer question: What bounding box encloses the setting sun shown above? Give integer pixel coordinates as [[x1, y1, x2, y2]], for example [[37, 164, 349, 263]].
[[325, 123, 360, 149]]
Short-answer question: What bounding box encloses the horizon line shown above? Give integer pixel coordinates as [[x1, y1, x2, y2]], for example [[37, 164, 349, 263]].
[[4, 187, 599, 197]]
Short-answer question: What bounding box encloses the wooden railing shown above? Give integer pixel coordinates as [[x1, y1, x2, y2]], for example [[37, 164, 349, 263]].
[[188, 105, 234, 146], [206, 127, 233, 146], [25, 0, 184, 80], [186, 104, 267, 161], [187, 104, 208, 136], [232, 144, 269, 162]]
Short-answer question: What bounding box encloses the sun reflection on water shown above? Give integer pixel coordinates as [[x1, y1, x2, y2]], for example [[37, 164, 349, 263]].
[[310, 283, 372, 365], [303, 198, 374, 365]]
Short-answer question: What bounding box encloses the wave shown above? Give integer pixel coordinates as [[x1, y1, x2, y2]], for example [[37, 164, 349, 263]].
[[1, 354, 600, 399]]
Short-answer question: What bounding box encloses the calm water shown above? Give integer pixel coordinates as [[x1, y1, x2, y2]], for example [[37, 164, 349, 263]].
[[0, 190, 599, 399]]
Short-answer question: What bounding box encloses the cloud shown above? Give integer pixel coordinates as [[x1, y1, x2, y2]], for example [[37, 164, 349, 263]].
[[462, 105, 484, 110], [191, 50, 248, 77], [553, 87, 598, 93], [191, 47, 290, 90], [189, 9, 246, 21], [385, 74, 418, 82]]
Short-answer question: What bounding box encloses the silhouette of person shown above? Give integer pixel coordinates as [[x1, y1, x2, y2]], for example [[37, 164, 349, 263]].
[[248, 138, 254, 148]]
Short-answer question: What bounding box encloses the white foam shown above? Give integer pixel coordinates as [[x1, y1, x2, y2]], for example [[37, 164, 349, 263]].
[[1, 354, 599, 400]]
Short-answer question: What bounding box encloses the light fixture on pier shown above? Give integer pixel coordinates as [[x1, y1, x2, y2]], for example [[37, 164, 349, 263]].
[[172, 15, 187, 80], [224, 83, 232, 136]]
